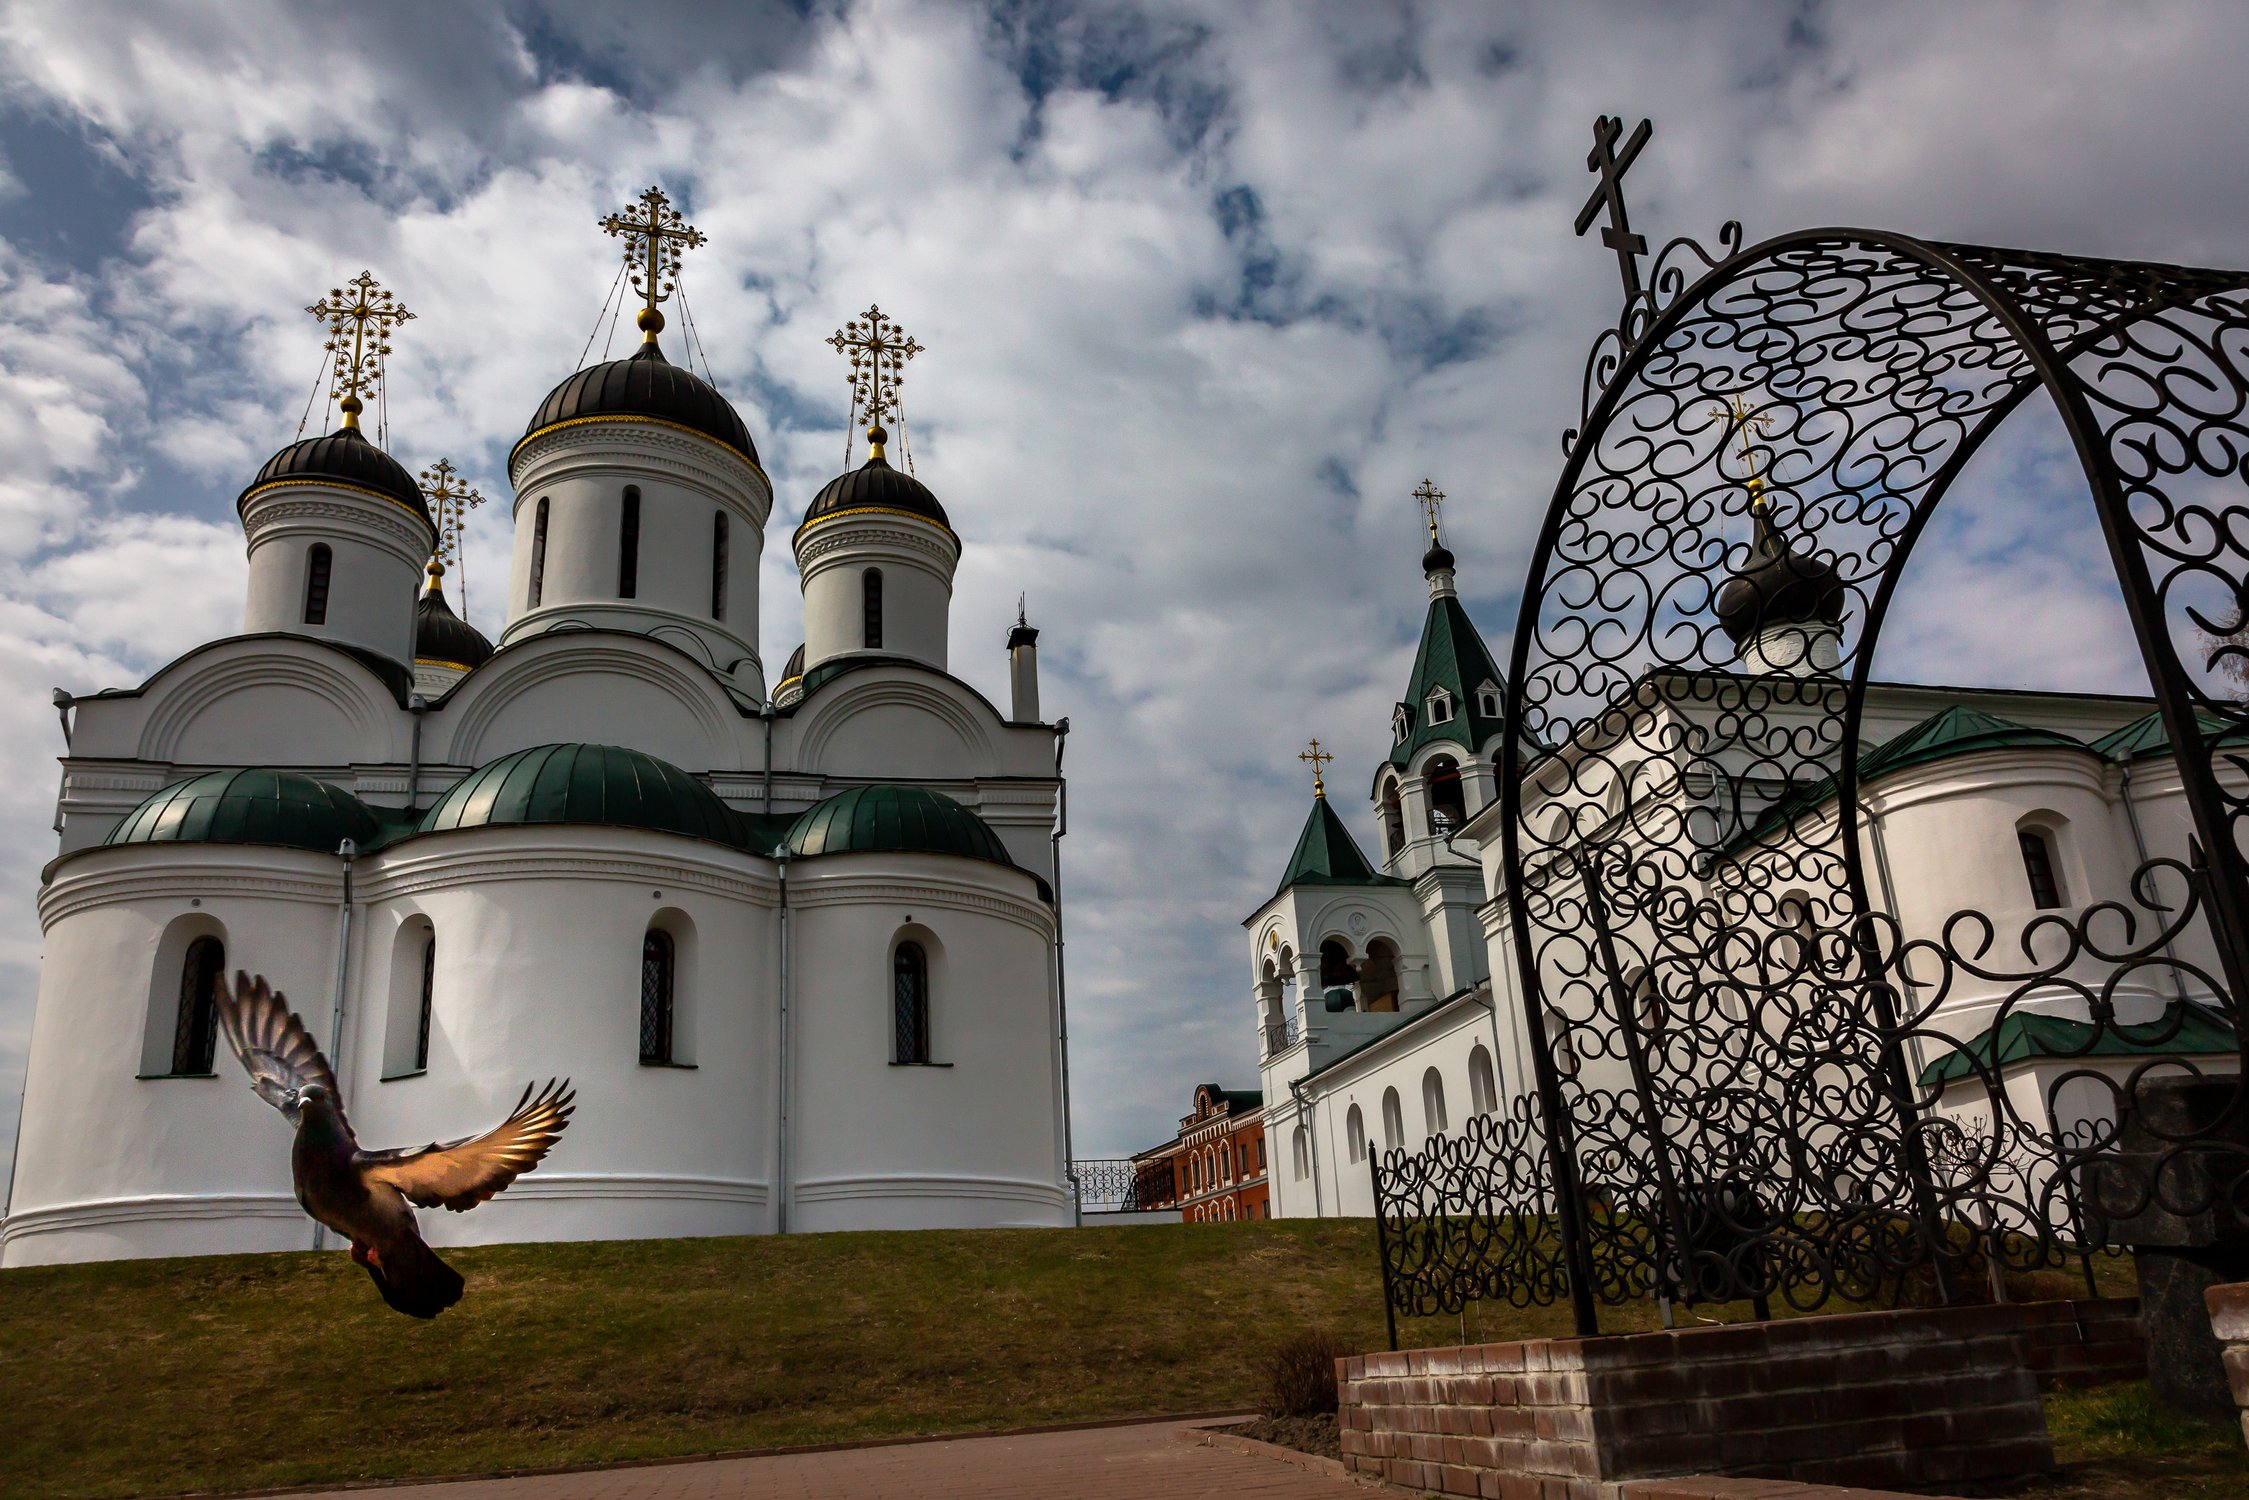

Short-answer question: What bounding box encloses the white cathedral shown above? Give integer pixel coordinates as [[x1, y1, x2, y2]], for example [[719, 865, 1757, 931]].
[[0, 202, 1074, 1268], [1250, 511, 2240, 1219]]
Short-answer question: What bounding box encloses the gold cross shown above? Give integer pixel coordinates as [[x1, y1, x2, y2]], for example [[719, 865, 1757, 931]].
[[600, 186, 706, 344], [1299, 738, 1335, 799], [828, 305, 922, 455], [417, 458, 485, 573], [1412, 478, 1446, 545], [306, 272, 413, 432], [1708, 394, 1776, 505]]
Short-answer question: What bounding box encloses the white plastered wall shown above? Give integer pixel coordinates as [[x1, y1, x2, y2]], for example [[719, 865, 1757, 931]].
[[242, 483, 431, 666]]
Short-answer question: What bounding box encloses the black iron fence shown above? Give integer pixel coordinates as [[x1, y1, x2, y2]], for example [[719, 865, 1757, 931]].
[[1370, 118, 2249, 1346]]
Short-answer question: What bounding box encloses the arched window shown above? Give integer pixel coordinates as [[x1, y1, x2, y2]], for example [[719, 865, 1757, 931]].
[[1469, 1045, 1497, 1116], [1380, 778, 1405, 858], [1427, 688, 1454, 725], [1422, 1067, 1448, 1136], [639, 928, 675, 1063], [2020, 826, 2065, 910], [528, 496, 550, 608], [1545, 1006, 1579, 1077], [1630, 969, 1665, 1037], [1381, 1087, 1404, 1153], [862, 568, 884, 649], [1425, 756, 1466, 834], [414, 932, 436, 1073], [1776, 891, 1816, 970], [1318, 939, 1356, 1004], [1347, 1103, 1366, 1163], [893, 940, 930, 1063], [618, 486, 641, 598], [1359, 939, 1400, 1012], [171, 936, 225, 1075], [1476, 681, 1502, 719], [711, 511, 729, 620], [302, 545, 332, 626], [1291, 1126, 1310, 1180]]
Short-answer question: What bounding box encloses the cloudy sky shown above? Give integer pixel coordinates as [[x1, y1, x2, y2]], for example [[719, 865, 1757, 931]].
[[1, 0, 2244, 1190]]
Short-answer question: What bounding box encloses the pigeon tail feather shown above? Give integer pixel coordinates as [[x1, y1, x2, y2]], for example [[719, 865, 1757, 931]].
[[356, 1236, 464, 1319]]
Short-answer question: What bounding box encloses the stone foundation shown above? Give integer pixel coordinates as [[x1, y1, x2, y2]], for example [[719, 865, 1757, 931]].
[[1337, 1305, 2056, 1498], [2205, 1279, 2249, 1446]]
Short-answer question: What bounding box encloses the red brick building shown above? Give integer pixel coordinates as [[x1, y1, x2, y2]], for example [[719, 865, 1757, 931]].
[[1130, 1084, 1269, 1221]]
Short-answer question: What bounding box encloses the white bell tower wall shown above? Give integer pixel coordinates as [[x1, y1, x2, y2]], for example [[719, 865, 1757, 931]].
[[794, 510, 959, 674], [241, 479, 431, 665]]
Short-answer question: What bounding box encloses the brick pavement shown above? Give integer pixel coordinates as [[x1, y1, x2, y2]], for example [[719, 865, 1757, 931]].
[[265, 1420, 1366, 1500]]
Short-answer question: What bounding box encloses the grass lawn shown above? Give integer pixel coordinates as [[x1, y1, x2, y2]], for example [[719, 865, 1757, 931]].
[[3, 1220, 1570, 1500]]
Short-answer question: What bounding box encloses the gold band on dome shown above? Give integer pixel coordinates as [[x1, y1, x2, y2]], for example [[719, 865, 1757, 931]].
[[510, 412, 767, 480], [238, 476, 435, 527], [792, 503, 957, 544], [415, 657, 478, 672]]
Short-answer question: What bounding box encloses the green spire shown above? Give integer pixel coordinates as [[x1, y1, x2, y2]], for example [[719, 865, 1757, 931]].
[[1272, 796, 1409, 899], [1388, 594, 1508, 770]]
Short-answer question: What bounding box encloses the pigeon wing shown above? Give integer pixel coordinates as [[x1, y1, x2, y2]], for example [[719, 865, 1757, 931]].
[[359, 1080, 575, 1212], [215, 970, 340, 1126]]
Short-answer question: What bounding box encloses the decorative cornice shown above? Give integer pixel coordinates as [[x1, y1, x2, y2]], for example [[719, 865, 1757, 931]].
[[241, 492, 434, 558], [787, 872, 1051, 934], [361, 836, 779, 904], [791, 1172, 1068, 1208], [510, 414, 769, 503], [793, 512, 960, 572], [41, 855, 343, 927], [239, 477, 432, 528], [0, 1192, 304, 1245]]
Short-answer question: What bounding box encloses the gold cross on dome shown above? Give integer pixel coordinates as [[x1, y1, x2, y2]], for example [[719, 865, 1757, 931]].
[[1412, 478, 1446, 545], [1298, 738, 1335, 799], [306, 272, 413, 431], [417, 458, 485, 572], [1708, 393, 1777, 506], [828, 304, 922, 451], [600, 186, 706, 344]]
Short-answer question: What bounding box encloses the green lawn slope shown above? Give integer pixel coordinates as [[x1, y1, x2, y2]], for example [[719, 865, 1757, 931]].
[[4, 1221, 1575, 1500]]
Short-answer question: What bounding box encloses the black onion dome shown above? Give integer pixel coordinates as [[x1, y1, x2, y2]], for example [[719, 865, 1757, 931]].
[[240, 426, 430, 525], [1422, 544, 1456, 574], [1716, 509, 1846, 646], [779, 643, 805, 682], [802, 452, 950, 530], [415, 580, 494, 670], [520, 343, 757, 465]]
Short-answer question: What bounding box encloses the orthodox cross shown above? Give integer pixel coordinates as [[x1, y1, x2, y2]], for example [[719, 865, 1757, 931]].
[[1707, 394, 1776, 506], [417, 458, 486, 613], [1299, 738, 1335, 800], [1412, 478, 1447, 545], [827, 304, 923, 454], [1574, 115, 1654, 307], [306, 272, 413, 432], [599, 186, 706, 344]]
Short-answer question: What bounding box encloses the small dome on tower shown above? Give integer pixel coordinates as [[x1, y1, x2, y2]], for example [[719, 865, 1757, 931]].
[[1715, 509, 1845, 646], [801, 429, 949, 530], [1422, 543, 1456, 574], [414, 573, 493, 671], [520, 343, 757, 465], [240, 426, 430, 524]]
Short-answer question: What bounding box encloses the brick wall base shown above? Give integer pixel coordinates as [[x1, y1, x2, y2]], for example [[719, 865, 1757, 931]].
[[1337, 1305, 2058, 1499], [2205, 1280, 2249, 1447], [2014, 1297, 2144, 1390]]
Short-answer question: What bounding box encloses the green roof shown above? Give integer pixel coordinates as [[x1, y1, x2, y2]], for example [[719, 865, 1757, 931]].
[[1387, 595, 1507, 771], [417, 743, 749, 848], [784, 784, 1017, 869], [2090, 707, 2249, 761], [1921, 999, 2240, 1087], [1272, 795, 1409, 899], [106, 769, 400, 854]]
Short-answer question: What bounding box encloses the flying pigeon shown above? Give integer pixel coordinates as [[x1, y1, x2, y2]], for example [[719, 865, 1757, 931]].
[[214, 970, 574, 1318]]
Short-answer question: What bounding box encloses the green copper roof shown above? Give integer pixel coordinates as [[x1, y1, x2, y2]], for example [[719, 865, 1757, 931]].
[[418, 743, 748, 848], [106, 769, 394, 854], [1921, 999, 2240, 1087], [1272, 796, 1409, 899], [2090, 707, 2249, 761], [784, 783, 1017, 868], [1387, 595, 1507, 770]]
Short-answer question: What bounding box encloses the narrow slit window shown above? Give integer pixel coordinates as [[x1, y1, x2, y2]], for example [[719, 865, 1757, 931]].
[[303, 545, 332, 625], [414, 934, 436, 1072], [172, 936, 224, 1075], [529, 497, 549, 608], [863, 568, 883, 650], [618, 487, 641, 598], [640, 929, 674, 1063], [893, 940, 929, 1063], [711, 511, 729, 620], [2020, 829, 2064, 910]]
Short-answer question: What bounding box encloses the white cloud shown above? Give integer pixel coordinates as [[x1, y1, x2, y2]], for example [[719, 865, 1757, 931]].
[[0, 0, 2244, 1195]]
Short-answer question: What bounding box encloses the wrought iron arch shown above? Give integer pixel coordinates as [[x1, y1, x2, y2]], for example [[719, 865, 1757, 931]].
[[1372, 212, 2249, 1341]]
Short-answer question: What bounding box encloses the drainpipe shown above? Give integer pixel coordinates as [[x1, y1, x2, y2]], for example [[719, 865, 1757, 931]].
[[405, 693, 429, 812], [1856, 799, 1923, 1082], [314, 837, 358, 1251], [774, 844, 792, 1234], [1288, 1073, 1325, 1216], [51, 689, 72, 836], [2118, 761, 2191, 1005], [760, 702, 777, 816], [1051, 718, 1078, 1224]]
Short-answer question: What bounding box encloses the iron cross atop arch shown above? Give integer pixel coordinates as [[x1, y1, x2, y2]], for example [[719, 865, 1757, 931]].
[[1368, 114, 2249, 1342]]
